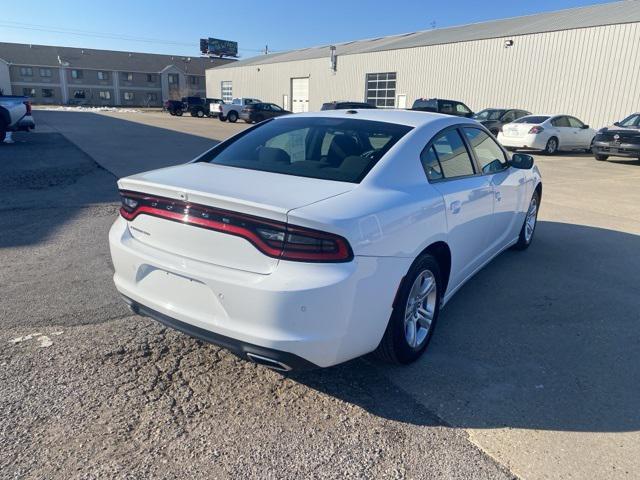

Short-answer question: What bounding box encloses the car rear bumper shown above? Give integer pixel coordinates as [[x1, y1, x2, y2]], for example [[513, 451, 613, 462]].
[[109, 217, 409, 368], [593, 141, 640, 157], [498, 133, 547, 150]]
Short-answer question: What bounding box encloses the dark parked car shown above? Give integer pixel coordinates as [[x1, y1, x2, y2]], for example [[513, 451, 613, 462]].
[[239, 103, 291, 123], [473, 108, 531, 136], [592, 113, 640, 161], [164, 100, 184, 116], [183, 97, 225, 118], [321, 101, 377, 111], [411, 98, 474, 118]]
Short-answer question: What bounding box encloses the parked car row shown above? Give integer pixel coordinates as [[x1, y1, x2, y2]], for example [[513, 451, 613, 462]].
[[164, 97, 225, 118], [0, 95, 35, 143]]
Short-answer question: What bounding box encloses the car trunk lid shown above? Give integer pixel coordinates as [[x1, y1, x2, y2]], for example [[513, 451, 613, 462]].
[[118, 162, 355, 274], [502, 123, 537, 138]]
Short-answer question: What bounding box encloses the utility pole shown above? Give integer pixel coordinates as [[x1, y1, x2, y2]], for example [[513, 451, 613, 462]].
[[264, 45, 269, 55]]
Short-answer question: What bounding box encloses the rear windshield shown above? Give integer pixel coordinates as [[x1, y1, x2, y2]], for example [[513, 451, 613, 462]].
[[513, 116, 550, 124], [412, 99, 437, 109], [473, 109, 505, 121], [200, 117, 413, 183]]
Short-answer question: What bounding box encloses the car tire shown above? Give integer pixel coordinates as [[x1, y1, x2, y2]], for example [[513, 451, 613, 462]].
[[169, 111, 176, 116], [228, 111, 238, 123], [512, 189, 540, 250], [219, 115, 227, 122], [196, 109, 205, 118], [175, 110, 183, 117], [0, 122, 6, 143], [543, 137, 558, 155], [594, 154, 609, 161], [375, 254, 442, 364]]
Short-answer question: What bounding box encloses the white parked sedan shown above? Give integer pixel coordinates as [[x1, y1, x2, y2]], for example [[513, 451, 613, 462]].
[[498, 114, 596, 154], [109, 110, 542, 370]]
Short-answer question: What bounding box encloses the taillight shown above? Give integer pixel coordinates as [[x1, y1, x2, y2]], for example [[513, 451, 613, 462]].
[[24, 101, 32, 115], [528, 126, 544, 134], [119, 191, 353, 263]]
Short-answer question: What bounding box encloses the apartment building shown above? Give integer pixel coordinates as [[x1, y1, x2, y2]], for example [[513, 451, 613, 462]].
[[0, 42, 234, 106]]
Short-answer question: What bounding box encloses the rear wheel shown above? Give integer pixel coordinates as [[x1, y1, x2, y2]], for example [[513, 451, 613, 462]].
[[196, 109, 205, 118], [595, 154, 609, 161], [544, 137, 558, 155], [513, 190, 540, 250], [375, 254, 441, 364], [169, 111, 176, 116], [228, 111, 238, 123], [175, 110, 183, 117]]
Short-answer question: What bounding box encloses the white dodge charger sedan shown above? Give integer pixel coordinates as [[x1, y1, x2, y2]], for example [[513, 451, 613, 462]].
[[109, 110, 541, 370], [497, 114, 596, 154]]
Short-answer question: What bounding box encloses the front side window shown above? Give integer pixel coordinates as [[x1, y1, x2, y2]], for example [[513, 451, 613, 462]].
[[463, 128, 508, 174], [439, 101, 454, 114], [270, 104, 283, 112], [221, 81, 232, 102], [99, 91, 111, 100], [429, 129, 476, 179], [473, 109, 505, 121], [20, 67, 33, 76], [456, 103, 471, 115], [501, 111, 516, 123], [22, 88, 36, 97], [567, 117, 585, 128], [618, 114, 639, 127], [365, 72, 396, 108], [39, 68, 52, 77], [71, 69, 83, 79], [200, 117, 412, 183]]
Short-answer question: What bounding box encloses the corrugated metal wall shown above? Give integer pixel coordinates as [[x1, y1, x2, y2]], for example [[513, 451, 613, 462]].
[[206, 23, 640, 128]]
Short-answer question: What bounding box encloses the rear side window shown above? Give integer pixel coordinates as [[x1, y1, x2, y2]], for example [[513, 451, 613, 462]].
[[412, 99, 437, 109], [551, 116, 570, 127], [514, 116, 550, 124], [463, 128, 508, 174], [426, 130, 476, 179], [420, 146, 444, 181], [201, 117, 412, 183]]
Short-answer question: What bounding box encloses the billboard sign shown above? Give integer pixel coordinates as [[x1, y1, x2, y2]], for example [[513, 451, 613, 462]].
[[201, 38, 238, 57]]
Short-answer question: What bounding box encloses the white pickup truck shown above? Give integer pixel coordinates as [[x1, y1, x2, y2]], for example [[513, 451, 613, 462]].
[[0, 95, 36, 143], [218, 97, 261, 123]]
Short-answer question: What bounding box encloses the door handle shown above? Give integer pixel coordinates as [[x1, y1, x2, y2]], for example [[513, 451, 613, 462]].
[[495, 191, 502, 202], [450, 201, 461, 214]]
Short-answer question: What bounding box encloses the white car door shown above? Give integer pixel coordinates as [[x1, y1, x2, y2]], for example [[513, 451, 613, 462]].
[[421, 128, 495, 289], [462, 127, 526, 253], [567, 116, 593, 148], [550, 116, 575, 148]]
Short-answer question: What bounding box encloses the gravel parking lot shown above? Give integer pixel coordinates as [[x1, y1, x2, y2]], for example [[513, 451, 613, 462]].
[[1, 110, 638, 479]]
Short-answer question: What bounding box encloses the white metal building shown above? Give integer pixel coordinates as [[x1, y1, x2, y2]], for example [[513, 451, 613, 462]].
[[206, 1, 640, 128]]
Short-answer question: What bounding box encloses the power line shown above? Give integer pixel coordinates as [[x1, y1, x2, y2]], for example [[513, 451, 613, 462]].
[[0, 21, 273, 53]]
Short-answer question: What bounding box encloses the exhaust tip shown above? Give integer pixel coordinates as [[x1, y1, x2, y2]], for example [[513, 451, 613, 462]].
[[246, 353, 292, 372]]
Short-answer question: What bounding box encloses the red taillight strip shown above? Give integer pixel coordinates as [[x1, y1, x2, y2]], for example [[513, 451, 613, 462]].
[[119, 190, 353, 262]]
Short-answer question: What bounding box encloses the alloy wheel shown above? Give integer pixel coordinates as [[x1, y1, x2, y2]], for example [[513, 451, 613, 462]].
[[404, 270, 437, 348], [525, 195, 538, 242]]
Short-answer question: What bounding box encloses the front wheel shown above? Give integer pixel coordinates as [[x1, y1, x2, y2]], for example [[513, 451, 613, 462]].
[[595, 154, 609, 161], [196, 109, 205, 118], [512, 190, 540, 250], [175, 110, 183, 117], [375, 254, 441, 364]]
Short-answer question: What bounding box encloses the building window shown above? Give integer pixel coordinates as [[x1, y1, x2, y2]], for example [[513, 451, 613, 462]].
[[168, 74, 178, 85], [123, 72, 133, 81], [22, 87, 36, 97], [40, 68, 52, 77], [99, 91, 111, 100], [42, 88, 54, 98], [221, 81, 232, 102], [97, 71, 109, 81], [146, 74, 155, 83], [73, 90, 86, 99], [189, 76, 199, 85], [365, 72, 396, 108], [71, 69, 83, 79], [147, 93, 158, 101], [20, 67, 33, 76], [124, 92, 134, 101]]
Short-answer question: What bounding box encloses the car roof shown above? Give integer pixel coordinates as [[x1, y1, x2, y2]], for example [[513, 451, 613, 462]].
[[275, 109, 475, 128]]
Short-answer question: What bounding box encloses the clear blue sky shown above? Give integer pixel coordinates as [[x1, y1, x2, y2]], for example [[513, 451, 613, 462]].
[[1, 0, 617, 58]]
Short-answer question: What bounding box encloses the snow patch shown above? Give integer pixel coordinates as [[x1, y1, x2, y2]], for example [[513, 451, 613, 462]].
[[37, 106, 141, 113]]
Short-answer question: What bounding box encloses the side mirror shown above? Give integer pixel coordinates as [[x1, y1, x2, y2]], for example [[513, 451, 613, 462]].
[[581, 124, 590, 129], [613, 121, 621, 127], [509, 153, 534, 170]]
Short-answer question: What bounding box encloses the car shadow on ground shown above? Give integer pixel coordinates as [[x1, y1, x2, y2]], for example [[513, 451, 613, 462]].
[[292, 221, 640, 433]]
